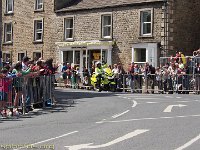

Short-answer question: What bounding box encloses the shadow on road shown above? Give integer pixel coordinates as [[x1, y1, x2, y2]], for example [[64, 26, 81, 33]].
[[0, 89, 117, 122]]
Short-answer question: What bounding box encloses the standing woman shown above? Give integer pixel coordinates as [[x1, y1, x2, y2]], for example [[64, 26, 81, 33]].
[[12, 62, 31, 111]]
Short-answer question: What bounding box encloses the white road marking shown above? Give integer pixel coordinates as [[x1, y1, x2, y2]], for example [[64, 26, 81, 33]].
[[163, 104, 187, 113], [134, 98, 158, 100], [96, 114, 200, 124], [65, 129, 149, 150], [146, 102, 159, 104], [165, 96, 173, 98], [176, 97, 182, 99], [175, 101, 190, 103], [174, 133, 200, 150], [112, 110, 130, 118], [14, 131, 78, 150], [194, 100, 200, 102], [132, 100, 138, 108]]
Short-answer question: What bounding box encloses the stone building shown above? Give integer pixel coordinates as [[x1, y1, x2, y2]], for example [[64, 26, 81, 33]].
[[167, 0, 200, 56], [0, 0, 2, 64], [1, 0, 64, 63], [55, 0, 165, 71], [1, 0, 200, 70]]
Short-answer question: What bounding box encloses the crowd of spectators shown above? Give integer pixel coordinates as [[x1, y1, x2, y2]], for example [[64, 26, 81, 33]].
[[61, 50, 200, 94], [0, 56, 59, 116]]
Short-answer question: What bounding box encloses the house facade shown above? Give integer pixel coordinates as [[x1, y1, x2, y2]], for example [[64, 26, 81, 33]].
[[1, 0, 62, 63], [0, 0, 2, 66], [1, 0, 200, 71], [167, 0, 200, 56], [55, 0, 165, 71]]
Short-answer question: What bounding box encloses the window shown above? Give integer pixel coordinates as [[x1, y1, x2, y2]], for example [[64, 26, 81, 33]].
[[140, 10, 152, 36], [34, 19, 43, 42], [33, 52, 42, 61], [64, 17, 74, 40], [35, 0, 43, 10], [18, 53, 25, 61], [6, 0, 14, 14], [2, 53, 11, 63], [134, 48, 146, 63], [4, 23, 12, 43], [63, 51, 73, 64], [101, 14, 112, 39]]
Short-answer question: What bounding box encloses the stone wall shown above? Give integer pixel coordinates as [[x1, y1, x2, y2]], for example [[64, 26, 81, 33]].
[[0, 0, 2, 52], [168, 0, 200, 56], [56, 3, 163, 70], [1, 0, 57, 63]]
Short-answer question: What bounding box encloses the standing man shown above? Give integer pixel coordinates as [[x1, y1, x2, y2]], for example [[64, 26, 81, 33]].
[[128, 62, 135, 93]]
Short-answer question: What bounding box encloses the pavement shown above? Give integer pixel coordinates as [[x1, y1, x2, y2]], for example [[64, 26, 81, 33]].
[[0, 88, 200, 150]]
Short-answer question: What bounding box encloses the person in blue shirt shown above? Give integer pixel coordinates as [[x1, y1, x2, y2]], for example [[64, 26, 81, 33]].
[[62, 62, 68, 85]]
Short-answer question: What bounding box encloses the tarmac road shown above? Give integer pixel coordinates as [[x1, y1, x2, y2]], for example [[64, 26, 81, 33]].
[[1, 88, 200, 150]]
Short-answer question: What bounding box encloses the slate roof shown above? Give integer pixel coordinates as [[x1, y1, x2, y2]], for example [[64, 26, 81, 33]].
[[56, 0, 163, 12]]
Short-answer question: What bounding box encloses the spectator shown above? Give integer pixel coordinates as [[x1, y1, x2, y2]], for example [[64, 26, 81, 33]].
[[128, 62, 135, 93], [12, 62, 31, 112], [22, 56, 31, 71], [195, 63, 200, 94], [83, 67, 89, 86], [62, 62, 68, 85], [134, 64, 141, 93]]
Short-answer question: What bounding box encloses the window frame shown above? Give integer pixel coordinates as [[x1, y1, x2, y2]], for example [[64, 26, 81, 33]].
[[18, 52, 25, 61], [35, 0, 44, 11], [101, 13, 112, 39], [2, 52, 11, 63], [33, 18, 44, 42], [33, 52, 42, 60], [5, 0, 14, 14], [139, 8, 153, 37], [64, 16, 74, 41], [4, 22, 13, 44]]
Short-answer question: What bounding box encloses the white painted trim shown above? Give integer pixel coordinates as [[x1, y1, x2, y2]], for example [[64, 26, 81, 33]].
[[132, 43, 158, 67]]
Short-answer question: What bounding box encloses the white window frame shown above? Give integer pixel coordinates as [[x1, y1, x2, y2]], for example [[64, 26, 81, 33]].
[[35, 0, 43, 10], [18, 52, 25, 61], [2, 52, 11, 63], [4, 22, 12, 43], [33, 52, 42, 60], [34, 19, 44, 42], [64, 17, 74, 40], [140, 9, 153, 36], [101, 14, 112, 39], [6, 0, 14, 14]]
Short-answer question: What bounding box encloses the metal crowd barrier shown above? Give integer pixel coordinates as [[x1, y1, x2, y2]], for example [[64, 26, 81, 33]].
[[57, 70, 200, 94], [0, 75, 55, 118], [117, 74, 200, 94]]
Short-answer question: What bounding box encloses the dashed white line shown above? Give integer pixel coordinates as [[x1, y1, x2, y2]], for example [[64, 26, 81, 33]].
[[176, 97, 182, 99], [146, 102, 159, 104], [14, 131, 78, 150], [175, 101, 190, 103], [174, 133, 200, 150], [112, 110, 130, 118], [96, 114, 200, 124], [134, 98, 158, 100]]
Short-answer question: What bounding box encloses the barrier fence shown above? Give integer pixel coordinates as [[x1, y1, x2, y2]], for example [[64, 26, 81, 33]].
[[59, 72, 200, 94], [0, 75, 55, 118]]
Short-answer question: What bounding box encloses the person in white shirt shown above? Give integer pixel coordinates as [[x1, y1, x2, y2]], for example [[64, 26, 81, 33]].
[[22, 56, 30, 71]]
